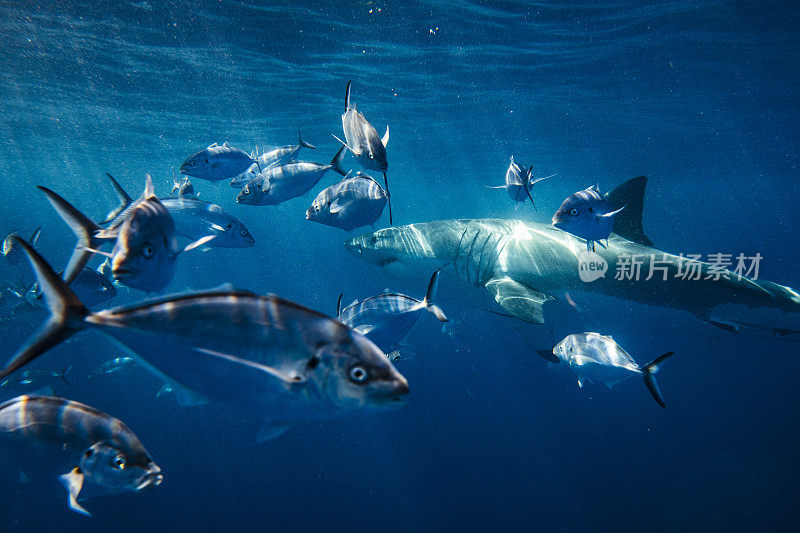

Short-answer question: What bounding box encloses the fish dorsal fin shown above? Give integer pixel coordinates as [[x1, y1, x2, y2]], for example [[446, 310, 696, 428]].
[[143, 174, 155, 199], [207, 143, 218, 149], [484, 276, 554, 324], [223, 141, 229, 148], [381, 125, 389, 147], [604, 176, 653, 246], [336, 293, 343, 316], [344, 80, 352, 111]]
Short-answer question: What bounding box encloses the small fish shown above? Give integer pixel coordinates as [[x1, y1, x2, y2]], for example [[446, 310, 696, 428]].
[[237, 147, 346, 206], [552, 332, 674, 407], [180, 142, 260, 182], [306, 171, 388, 230], [25, 267, 117, 309], [1, 237, 410, 440], [39, 175, 213, 292], [3, 227, 41, 267], [170, 175, 195, 198], [488, 156, 551, 210], [155, 383, 174, 397], [230, 130, 317, 188], [0, 365, 72, 388], [337, 269, 448, 352], [87, 357, 136, 379], [0, 395, 162, 516], [333, 81, 393, 224], [552, 185, 625, 251]]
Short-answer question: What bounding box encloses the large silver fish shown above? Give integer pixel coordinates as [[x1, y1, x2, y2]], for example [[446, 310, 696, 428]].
[[337, 269, 448, 352], [0, 238, 409, 441], [230, 131, 317, 188], [236, 147, 346, 206], [345, 177, 800, 341], [180, 142, 259, 182], [0, 395, 162, 516], [306, 171, 388, 231], [552, 185, 625, 251], [487, 156, 551, 210], [39, 175, 213, 292], [552, 332, 674, 407], [333, 81, 392, 224]]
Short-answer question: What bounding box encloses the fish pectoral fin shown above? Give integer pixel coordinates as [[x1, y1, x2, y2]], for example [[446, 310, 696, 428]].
[[59, 467, 91, 517], [355, 324, 375, 335], [183, 234, 216, 253], [577, 377, 585, 388], [484, 277, 555, 324], [331, 134, 353, 153], [172, 386, 210, 408], [192, 347, 308, 390], [329, 199, 344, 214], [256, 420, 292, 443], [209, 223, 225, 232]]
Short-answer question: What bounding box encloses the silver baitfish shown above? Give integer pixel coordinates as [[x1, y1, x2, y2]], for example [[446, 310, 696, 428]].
[[87, 357, 136, 379], [0, 395, 162, 516], [39, 175, 213, 292], [230, 130, 317, 188], [333, 80, 392, 224], [552, 332, 674, 407], [104, 173, 254, 249], [1, 238, 410, 441], [3, 227, 41, 267], [488, 156, 551, 209], [179, 142, 260, 182], [337, 269, 448, 352], [552, 185, 625, 251], [236, 147, 346, 206], [306, 171, 388, 231]]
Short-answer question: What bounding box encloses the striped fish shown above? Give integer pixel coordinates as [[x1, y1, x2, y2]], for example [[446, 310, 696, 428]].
[[0, 237, 409, 440], [230, 130, 317, 188], [552, 185, 625, 251], [333, 81, 393, 224], [487, 156, 551, 210], [306, 171, 388, 230], [179, 142, 258, 182], [0, 395, 162, 516], [337, 269, 448, 352], [38, 174, 213, 292]]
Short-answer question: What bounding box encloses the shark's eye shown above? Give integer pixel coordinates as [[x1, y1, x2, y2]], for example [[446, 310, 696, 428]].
[[569, 208, 579, 216], [113, 455, 126, 470], [348, 365, 368, 384], [142, 245, 155, 259]]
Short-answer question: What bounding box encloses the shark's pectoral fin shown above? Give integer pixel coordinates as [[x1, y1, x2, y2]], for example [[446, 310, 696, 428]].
[[485, 277, 555, 324]]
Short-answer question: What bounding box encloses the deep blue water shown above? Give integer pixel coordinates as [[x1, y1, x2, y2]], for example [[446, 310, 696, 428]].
[[1, 1, 799, 531]]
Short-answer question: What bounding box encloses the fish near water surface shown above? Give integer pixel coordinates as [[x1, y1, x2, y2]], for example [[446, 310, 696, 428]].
[[0, 237, 410, 440], [236, 146, 346, 206], [552, 185, 626, 251], [552, 332, 674, 407], [306, 171, 388, 230], [334, 80, 393, 224], [0, 395, 162, 516], [337, 269, 448, 352], [180, 142, 259, 182]]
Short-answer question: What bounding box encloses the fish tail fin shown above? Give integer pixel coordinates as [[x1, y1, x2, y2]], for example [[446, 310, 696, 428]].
[[330, 145, 347, 176], [642, 351, 674, 408], [60, 364, 73, 386], [29, 226, 42, 245], [383, 172, 393, 225], [298, 129, 316, 150], [37, 186, 102, 285], [0, 237, 89, 381], [344, 80, 352, 111], [423, 268, 448, 322]]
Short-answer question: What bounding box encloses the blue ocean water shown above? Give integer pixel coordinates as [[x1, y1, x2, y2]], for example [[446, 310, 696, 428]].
[[0, 1, 798, 531]]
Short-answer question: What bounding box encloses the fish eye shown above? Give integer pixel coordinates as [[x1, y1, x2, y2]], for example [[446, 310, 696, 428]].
[[190, 161, 197, 166], [244, 187, 249, 194], [113, 455, 126, 470], [348, 365, 368, 384], [142, 245, 155, 259], [569, 208, 579, 216], [84, 448, 94, 458], [240, 230, 247, 237]]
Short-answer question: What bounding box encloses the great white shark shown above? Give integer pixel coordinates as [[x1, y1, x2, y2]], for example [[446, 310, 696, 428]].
[[345, 177, 800, 342]]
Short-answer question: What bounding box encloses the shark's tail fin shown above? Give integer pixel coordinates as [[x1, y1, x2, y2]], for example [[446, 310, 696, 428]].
[[38, 186, 104, 286], [423, 268, 448, 322], [0, 237, 89, 381], [605, 176, 653, 246], [642, 351, 674, 408], [298, 129, 316, 150]]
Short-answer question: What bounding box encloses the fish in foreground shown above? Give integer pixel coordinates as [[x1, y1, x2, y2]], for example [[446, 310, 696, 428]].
[[0, 237, 409, 441], [306, 171, 388, 230], [179, 142, 260, 182], [0, 365, 72, 388], [104, 173, 254, 248], [337, 269, 448, 352], [236, 147, 346, 206], [0, 395, 162, 516], [487, 156, 551, 210], [333, 80, 393, 224], [230, 130, 317, 188], [88, 357, 136, 379], [552, 185, 625, 251], [39, 175, 214, 292], [552, 333, 674, 407]]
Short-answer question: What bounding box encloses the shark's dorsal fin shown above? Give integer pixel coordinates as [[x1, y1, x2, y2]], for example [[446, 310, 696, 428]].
[[485, 276, 554, 324], [605, 176, 653, 246]]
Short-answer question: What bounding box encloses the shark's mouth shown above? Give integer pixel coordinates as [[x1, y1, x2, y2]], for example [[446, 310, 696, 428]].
[[377, 258, 398, 267]]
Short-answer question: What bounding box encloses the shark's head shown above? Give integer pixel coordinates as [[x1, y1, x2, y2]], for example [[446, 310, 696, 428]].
[[345, 224, 445, 282], [345, 229, 403, 267]]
